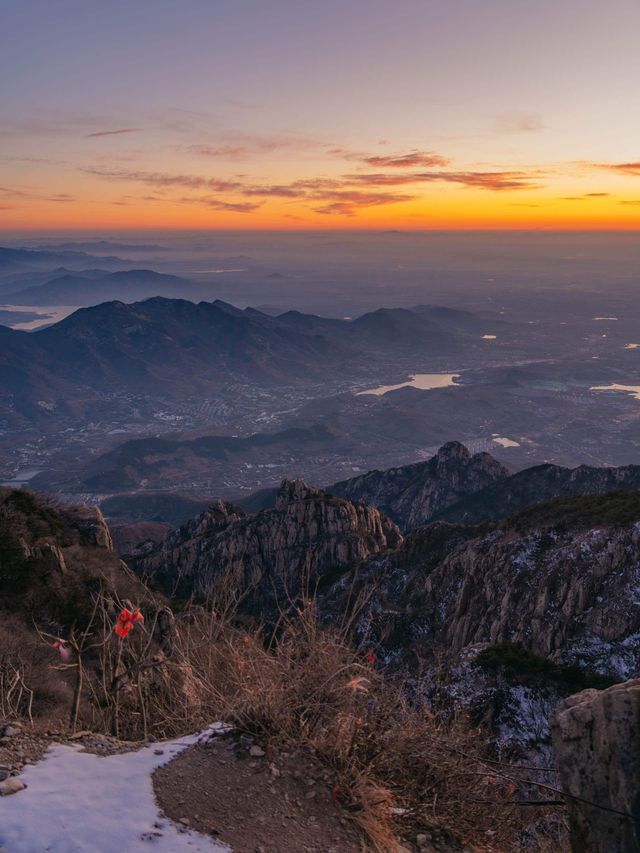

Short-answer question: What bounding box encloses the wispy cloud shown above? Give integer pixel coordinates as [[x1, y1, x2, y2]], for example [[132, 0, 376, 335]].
[[187, 145, 253, 160], [597, 161, 640, 176], [78, 157, 540, 218], [46, 193, 75, 202], [240, 178, 415, 213], [310, 190, 415, 216], [185, 132, 328, 160], [361, 150, 449, 168], [202, 198, 262, 213], [86, 128, 142, 138], [493, 111, 544, 133], [82, 167, 241, 192], [343, 169, 540, 191]]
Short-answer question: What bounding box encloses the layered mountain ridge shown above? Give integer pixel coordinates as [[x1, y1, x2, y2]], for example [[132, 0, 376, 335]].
[[135, 479, 402, 612], [1, 297, 498, 434]]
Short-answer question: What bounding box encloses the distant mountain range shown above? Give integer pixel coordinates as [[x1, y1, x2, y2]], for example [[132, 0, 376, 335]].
[[0, 245, 128, 275], [0, 297, 505, 433], [3, 268, 212, 306], [30, 241, 171, 254]]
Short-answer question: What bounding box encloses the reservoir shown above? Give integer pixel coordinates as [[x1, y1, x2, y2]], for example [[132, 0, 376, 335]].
[[357, 373, 460, 396]]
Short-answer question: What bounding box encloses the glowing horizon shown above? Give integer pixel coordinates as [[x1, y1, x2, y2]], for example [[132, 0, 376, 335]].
[[2, 1, 639, 231]]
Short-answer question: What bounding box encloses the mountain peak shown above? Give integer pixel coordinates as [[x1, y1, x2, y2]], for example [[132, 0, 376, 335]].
[[434, 441, 472, 463], [276, 478, 323, 508]]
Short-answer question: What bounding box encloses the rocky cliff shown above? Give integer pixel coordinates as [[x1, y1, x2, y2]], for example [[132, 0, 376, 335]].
[[0, 487, 198, 734], [135, 479, 402, 614], [238, 441, 640, 534], [325, 491, 640, 680], [329, 441, 510, 530], [438, 459, 640, 525], [0, 486, 145, 625]]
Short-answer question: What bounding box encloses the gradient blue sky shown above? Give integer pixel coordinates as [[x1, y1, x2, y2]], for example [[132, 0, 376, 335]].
[[2, 0, 639, 228]]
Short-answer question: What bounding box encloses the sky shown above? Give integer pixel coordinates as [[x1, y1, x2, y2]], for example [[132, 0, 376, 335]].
[[1, 0, 640, 230]]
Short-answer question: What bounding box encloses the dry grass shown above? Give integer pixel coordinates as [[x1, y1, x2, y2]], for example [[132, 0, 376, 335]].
[[1, 589, 568, 852], [178, 601, 568, 851]]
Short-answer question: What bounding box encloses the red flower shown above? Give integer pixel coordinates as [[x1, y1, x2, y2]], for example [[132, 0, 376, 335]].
[[365, 651, 376, 665], [115, 608, 144, 639], [52, 640, 72, 662]]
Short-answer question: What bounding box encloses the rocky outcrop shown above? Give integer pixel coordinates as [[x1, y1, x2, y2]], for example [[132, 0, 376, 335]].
[[0, 487, 150, 626], [0, 488, 204, 732], [325, 493, 640, 680], [438, 460, 640, 525], [551, 680, 640, 852], [329, 441, 510, 530], [135, 480, 402, 614], [65, 504, 114, 550]]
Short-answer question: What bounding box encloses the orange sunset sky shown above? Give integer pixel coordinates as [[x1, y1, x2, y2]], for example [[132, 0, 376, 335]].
[[2, 0, 640, 231]]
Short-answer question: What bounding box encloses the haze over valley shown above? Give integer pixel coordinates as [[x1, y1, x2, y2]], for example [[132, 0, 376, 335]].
[[1, 233, 640, 507]]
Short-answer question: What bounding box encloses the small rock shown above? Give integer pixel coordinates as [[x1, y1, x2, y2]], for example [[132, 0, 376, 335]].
[[178, 817, 190, 826], [154, 749, 164, 756], [249, 745, 265, 757], [0, 777, 25, 796], [2, 725, 21, 738]]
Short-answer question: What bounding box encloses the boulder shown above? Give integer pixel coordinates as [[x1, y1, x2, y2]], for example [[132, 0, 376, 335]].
[[551, 679, 640, 852]]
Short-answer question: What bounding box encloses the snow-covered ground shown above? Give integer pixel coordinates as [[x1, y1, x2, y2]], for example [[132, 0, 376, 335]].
[[0, 727, 229, 853]]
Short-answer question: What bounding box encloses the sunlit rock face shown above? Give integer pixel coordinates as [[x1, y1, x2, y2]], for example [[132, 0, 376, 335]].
[[135, 479, 402, 613]]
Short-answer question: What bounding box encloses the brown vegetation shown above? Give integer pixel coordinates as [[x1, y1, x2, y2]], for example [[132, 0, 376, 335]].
[[0, 488, 567, 850]]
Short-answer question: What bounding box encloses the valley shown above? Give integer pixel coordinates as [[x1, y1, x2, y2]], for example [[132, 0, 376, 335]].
[[2, 238, 640, 509]]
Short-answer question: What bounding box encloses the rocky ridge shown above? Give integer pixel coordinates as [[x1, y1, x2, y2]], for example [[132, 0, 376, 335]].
[[325, 494, 640, 679], [329, 441, 510, 530], [238, 441, 640, 534], [135, 480, 402, 613]]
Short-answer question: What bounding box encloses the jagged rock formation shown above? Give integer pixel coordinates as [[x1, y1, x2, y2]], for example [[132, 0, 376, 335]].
[[325, 492, 640, 680], [438, 459, 640, 525], [239, 441, 640, 533], [64, 503, 114, 550], [329, 441, 510, 530], [135, 480, 402, 613], [551, 680, 640, 852]]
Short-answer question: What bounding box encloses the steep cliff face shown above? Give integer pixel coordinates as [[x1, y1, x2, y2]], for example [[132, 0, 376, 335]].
[[328, 441, 510, 530], [135, 480, 402, 613], [326, 492, 640, 680]]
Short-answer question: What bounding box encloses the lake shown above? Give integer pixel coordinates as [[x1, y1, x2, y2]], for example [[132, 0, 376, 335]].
[[1, 304, 79, 330], [1, 468, 43, 487], [357, 373, 461, 396], [590, 383, 640, 401]]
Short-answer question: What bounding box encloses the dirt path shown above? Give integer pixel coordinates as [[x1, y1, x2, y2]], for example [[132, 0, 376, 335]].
[[153, 731, 367, 853]]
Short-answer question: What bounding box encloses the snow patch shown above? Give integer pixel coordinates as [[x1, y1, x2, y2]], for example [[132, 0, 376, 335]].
[[0, 726, 229, 853]]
